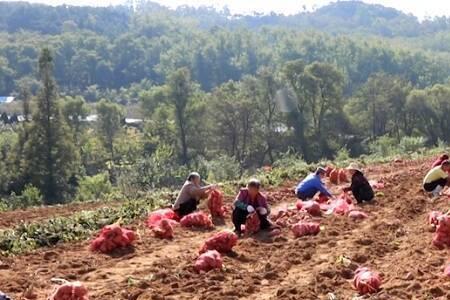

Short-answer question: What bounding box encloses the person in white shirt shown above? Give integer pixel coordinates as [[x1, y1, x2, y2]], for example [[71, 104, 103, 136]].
[[423, 161, 450, 197], [173, 172, 217, 217]]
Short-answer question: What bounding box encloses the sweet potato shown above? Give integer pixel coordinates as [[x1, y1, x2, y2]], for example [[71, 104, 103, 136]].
[[291, 221, 320, 238], [207, 189, 225, 218], [301, 201, 321, 216], [194, 250, 223, 273], [444, 264, 450, 277], [90, 224, 136, 253], [180, 211, 214, 229], [352, 267, 381, 295], [244, 212, 260, 235], [152, 219, 175, 239], [199, 231, 238, 254], [348, 210, 368, 220], [146, 209, 180, 228], [49, 281, 89, 300]]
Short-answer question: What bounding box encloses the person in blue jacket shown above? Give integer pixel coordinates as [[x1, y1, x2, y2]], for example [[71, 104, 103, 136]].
[[296, 167, 333, 201]]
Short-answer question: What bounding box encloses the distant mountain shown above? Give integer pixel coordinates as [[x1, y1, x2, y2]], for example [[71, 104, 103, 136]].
[[1, 0, 449, 37], [0, 1, 131, 35], [299, 1, 421, 36]]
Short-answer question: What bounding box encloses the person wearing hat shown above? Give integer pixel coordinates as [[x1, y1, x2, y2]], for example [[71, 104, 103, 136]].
[[343, 162, 374, 204], [423, 160, 450, 197], [232, 178, 272, 235], [295, 167, 333, 201], [173, 172, 217, 217], [432, 154, 450, 168]]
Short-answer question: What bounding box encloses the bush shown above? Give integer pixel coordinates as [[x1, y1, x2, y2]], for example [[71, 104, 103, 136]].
[[0, 200, 8, 212], [117, 144, 189, 198], [0, 131, 18, 194], [368, 136, 397, 157], [334, 147, 351, 165], [399, 136, 426, 153], [205, 155, 240, 182], [81, 130, 109, 176], [6, 185, 43, 209], [76, 173, 113, 202], [262, 153, 312, 186]]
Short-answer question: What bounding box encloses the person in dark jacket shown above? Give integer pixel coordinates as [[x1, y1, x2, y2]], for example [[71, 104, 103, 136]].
[[343, 163, 374, 204], [232, 178, 271, 235]]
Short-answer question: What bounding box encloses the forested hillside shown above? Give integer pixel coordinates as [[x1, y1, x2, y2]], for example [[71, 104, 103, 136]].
[[1, 0, 450, 205], [2, 0, 450, 95]]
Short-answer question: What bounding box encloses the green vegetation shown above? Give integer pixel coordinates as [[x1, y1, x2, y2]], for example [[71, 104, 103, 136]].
[[1, 1, 450, 206], [0, 192, 168, 255]]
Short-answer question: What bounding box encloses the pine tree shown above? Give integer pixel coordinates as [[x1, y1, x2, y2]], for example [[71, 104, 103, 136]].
[[22, 48, 79, 204]]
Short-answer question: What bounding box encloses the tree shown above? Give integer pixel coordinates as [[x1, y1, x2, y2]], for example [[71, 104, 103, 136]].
[[346, 73, 409, 141], [18, 83, 31, 122], [405, 89, 439, 144], [62, 96, 89, 168], [283, 59, 312, 160], [96, 99, 124, 163], [210, 80, 256, 167], [62, 96, 89, 146], [428, 85, 450, 142], [22, 48, 78, 204], [166, 67, 193, 165], [251, 68, 281, 164], [140, 85, 168, 120], [0, 57, 14, 94], [306, 62, 345, 156]]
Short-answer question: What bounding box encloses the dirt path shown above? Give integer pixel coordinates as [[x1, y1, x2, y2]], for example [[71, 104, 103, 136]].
[[3, 157, 450, 299]]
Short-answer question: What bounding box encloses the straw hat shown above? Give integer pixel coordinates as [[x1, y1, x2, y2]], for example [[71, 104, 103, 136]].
[[346, 162, 362, 172]]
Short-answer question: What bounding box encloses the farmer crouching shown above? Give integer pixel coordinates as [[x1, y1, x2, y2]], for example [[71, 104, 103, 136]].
[[232, 178, 271, 235], [295, 167, 333, 201], [423, 160, 450, 198], [173, 172, 217, 217], [343, 162, 374, 204]]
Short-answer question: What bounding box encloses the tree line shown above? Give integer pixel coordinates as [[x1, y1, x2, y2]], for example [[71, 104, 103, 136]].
[[2, 1, 450, 96], [2, 1, 450, 204], [1, 47, 450, 205]]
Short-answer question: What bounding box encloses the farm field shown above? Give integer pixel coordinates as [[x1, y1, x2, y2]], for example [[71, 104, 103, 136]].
[[0, 201, 123, 229], [2, 157, 450, 300]]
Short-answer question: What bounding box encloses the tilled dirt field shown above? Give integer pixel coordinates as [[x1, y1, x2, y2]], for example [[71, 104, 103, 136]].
[[2, 158, 450, 299], [0, 201, 122, 229]]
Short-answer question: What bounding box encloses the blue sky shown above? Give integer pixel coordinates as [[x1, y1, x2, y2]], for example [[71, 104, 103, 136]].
[[4, 0, 449, 19]]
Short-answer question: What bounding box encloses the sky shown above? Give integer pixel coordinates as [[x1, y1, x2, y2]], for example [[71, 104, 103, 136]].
[[4, 0, 450, 19]]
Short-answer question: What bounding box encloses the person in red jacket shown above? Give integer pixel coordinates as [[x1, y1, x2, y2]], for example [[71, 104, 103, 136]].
[[432, 154, 449, 168], [232, 178, 271, 235]]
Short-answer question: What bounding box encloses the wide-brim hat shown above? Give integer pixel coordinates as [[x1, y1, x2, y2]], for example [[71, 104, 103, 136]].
[[346, 162, 362, 172]]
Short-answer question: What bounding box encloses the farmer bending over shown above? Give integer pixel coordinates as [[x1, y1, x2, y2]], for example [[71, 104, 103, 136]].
[[343, 163, 374, 204], [173, 172, 216, 217], [423, 160, 450, 197], [432, 154, 449, 168], [296, 167, 333, 201], [232, 178, 271, 235]]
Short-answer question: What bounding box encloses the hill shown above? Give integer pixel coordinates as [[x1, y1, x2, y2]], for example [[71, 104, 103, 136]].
[[1, 0, 450, 96], [1, 1, 447, 37]]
